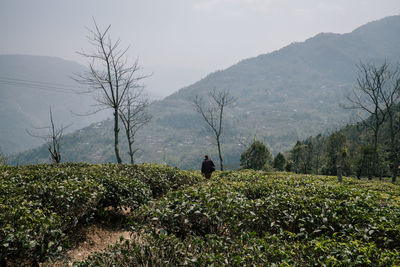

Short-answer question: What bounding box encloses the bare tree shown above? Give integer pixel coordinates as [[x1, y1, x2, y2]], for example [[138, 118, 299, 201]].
[[74, 18, 146, 164], [379, 63, 400, 183], [27, 108, 70, 163], [346, 61, 388, 179], [192, 89, 236, 171], [119, 90, 151, 164]]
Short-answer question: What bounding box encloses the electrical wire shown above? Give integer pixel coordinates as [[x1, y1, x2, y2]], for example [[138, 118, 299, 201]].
[[0, 76, 87, 94]]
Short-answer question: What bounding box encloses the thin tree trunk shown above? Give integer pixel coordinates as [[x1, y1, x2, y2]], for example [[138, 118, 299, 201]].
[[337, 164, 342, 183], [337, 151, 343, 183], [315, 157, 320, 175], [357, 156, 365, 180], [129, 150, 134, 164], [128, 139, 134, 164], [356, 166, 361, 180], [125, 126, 134, 164], [372, 130, 378, 180], [114, 109, 122, 164], [390, 141, 398, 183], [389, 114, 398, 183], [392, 156, 398, 183], [217, 136, 223, 171]]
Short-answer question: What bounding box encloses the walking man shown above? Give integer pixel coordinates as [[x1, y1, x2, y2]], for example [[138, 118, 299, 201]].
[[201, 155, 215, 179]]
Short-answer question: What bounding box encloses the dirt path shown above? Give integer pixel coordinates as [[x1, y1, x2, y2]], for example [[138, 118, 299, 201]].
[[68, 225, 131, 263], [45, 225, 132, 266]]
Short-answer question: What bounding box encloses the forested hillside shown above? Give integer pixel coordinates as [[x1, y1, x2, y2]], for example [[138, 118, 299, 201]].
[[286, 101, 400, 182], [9, 16, 400, 169]]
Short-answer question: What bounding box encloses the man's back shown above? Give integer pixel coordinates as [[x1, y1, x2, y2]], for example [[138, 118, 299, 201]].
[[202, 158, 215, 174]]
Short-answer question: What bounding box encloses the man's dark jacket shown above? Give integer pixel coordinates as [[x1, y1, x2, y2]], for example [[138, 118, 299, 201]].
[[201, 158, 215, 174]]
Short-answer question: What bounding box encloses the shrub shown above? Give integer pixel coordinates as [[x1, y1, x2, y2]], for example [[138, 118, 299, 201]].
[[0, 163, 202, 264], [0, 164, 104, 264], [240, 141, 272, 170], [79, 170, 400, 265]]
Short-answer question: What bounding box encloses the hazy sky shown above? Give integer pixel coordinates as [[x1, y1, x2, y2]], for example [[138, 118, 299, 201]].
[[1, 0, 399, 98]]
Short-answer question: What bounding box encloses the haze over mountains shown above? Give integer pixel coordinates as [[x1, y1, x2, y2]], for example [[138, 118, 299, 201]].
[[4, 15, 400, 169], [0, 55, 109, 154]]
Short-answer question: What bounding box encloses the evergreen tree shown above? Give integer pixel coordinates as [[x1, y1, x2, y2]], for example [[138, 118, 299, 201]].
[[289, 141, 303, 173], [285, 160, 293, 172], [355, 145, 374, 179], [273, 152, 286, 171], [313, 134, 326, 174], [240, 141, 272, 170], [324, 132, 348, 182], [300, 137, 314, 174]]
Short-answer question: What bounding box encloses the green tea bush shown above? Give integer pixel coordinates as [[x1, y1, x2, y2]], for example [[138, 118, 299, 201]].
[[77, 231, 400, 266], [107, 164, 203, 198], [0, 164, 104, 264], [0, 163, 202, 264], [78, 170, 400, 266]]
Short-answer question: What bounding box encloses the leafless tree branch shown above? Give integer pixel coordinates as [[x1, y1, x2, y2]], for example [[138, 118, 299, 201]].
[[26, 108, 71, 163], [119, 89, 151, 164], [191, 89, 236, 170], [73, 18, 150, 163], [345, 61, 391, 178]]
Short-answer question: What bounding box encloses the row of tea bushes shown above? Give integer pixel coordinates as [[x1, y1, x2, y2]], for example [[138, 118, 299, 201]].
[[76, 230, 400, 266], [0, 163, 203, 264], [78, 171, 400, 266]]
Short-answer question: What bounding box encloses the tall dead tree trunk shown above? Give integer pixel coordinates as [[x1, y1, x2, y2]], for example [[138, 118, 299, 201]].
[[113, 109, 122, 164], [74, 18, 146, 164], [192, 89, 235, 171]]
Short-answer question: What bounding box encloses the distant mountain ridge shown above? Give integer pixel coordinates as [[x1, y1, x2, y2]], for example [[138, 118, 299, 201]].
[[0, 55, 108, 154], [9, 15, 400, 168]]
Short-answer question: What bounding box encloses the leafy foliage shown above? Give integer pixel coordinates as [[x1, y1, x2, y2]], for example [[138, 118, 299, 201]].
[[287, 103, 400, 181], [240, 141, 272, 170], [273, 152, 286, 171], [78, 170, 400, 266], [0, 163, 202, 264]]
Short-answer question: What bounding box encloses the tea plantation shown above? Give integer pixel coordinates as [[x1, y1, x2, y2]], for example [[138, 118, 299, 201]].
[[1, 165, 400, 266], [0, 163, 202, 265]]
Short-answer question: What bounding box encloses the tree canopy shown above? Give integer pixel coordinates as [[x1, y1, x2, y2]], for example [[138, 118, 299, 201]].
[[240, 141, 272, 170]]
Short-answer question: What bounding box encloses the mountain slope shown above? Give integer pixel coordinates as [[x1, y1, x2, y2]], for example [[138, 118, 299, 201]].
[[0, 55, 108, 154], [11, 16, 400, 168]]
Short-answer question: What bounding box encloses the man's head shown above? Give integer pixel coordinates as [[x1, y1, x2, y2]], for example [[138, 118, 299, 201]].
[[204, 155, 209, 160]]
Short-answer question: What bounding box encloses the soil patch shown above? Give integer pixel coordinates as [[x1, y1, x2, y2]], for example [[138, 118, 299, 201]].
[[44, 225, 132, 266]]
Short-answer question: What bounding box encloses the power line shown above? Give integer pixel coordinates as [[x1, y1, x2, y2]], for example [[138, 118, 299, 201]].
[[0, 76, 82, 89], [0, 76, 88, 94], [0, 81, 77, 94]]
